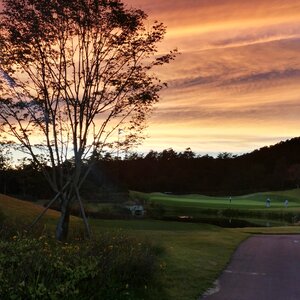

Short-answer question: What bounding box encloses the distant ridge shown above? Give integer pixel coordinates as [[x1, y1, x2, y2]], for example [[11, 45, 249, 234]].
[[242, 137, 300, 161]]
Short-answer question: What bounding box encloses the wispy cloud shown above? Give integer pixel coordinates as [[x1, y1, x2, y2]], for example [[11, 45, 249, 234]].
[[151, 97, 300, 125], [221, 68, 300, 86], [124, 0, 300, 153]]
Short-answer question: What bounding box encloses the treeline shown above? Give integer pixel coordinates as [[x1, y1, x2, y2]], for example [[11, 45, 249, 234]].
[[97, 137, 300, 195], [1, 137, 300, 199]]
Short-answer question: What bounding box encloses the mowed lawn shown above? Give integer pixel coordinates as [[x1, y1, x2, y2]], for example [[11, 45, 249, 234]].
[[139, 189, 300, 211], [89, 218, 250, 300], [1, 192, 300, 299]]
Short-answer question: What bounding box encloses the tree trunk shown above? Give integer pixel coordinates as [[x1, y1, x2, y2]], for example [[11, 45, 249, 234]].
[[55, 198, 71, 241]]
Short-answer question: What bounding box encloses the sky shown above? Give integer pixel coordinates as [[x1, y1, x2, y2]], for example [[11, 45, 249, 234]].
[[124, 0, 300, 155]]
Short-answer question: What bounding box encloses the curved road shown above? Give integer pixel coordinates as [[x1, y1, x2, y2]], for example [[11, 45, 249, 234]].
[[201, 235, 300, 300]]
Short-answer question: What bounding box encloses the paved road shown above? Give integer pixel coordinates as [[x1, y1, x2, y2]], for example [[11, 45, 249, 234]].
[[201, 235, 300, 300]]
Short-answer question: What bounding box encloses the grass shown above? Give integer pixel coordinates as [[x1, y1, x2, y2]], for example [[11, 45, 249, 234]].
[[132, 190, 300, 226], [140, 189, 300, 210], [90, 219, 249, 299], [90, 217, 300, 299], [0, 194, 82, 235], [1, 190, 300, 299], [0, 194, 59, 221]]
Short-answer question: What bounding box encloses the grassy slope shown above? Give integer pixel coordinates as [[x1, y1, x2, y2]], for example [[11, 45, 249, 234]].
[[0, 194, 80, 231], [0, 194, 59, 222], [1, 192, 300, 300]]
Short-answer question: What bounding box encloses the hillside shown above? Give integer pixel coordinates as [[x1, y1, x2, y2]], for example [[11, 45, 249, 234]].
[[0, 193, 86, 241], [241, 137, 300, 164], [0, 194, 59, 221], [98, 137, 300, 195]]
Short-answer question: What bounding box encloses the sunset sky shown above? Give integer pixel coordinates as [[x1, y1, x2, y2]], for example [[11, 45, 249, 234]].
[[125, 0, 300, 155]]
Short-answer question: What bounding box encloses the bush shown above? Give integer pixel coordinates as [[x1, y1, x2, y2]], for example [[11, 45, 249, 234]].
[[0, 230, 162, 299], [0, 209, 6, 224]]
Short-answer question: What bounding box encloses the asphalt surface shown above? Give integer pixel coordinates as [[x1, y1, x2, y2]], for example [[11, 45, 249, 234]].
[[201, 235, 300, 300]]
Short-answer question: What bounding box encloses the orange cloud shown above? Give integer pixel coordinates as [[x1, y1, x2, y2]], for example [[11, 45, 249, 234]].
[[7, 0, 300, 155]]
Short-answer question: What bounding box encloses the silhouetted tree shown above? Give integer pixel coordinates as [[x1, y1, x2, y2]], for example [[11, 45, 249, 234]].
[[179, 147, 195, 160], [0, 0, 176, 240], [0, 143, 12, 194]]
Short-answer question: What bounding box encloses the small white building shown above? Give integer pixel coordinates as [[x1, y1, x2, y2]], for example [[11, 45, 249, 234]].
[[124, 202, 145, 216]]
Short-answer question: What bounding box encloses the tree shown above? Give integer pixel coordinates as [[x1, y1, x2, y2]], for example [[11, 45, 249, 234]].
[[179, 147, 195, 159], [0, 0, 176, 240], [217, 152, 235, 160], [0, 142, 12, 171], [0, 142, 13, 194]]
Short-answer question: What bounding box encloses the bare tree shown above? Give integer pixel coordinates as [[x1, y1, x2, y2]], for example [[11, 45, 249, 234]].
[[0, 0, 177, 240]]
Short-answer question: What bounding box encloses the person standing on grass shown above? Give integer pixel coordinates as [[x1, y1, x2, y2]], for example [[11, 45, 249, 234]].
[[266, 198, 271, 208], [284, 199, 289, 208]]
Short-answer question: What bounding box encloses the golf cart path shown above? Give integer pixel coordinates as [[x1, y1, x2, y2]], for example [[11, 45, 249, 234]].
[[201, 235, 300, 300]]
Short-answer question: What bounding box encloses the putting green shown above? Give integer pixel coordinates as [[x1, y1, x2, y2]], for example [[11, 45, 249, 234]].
[[144, 189, 300, 210]]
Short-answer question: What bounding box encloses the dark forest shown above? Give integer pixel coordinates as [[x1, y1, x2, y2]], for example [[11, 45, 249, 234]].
[[2, 137, 300, 200]]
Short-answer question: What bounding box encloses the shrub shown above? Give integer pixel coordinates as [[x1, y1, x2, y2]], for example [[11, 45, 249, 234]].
[[0, 231, 162, 299]]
